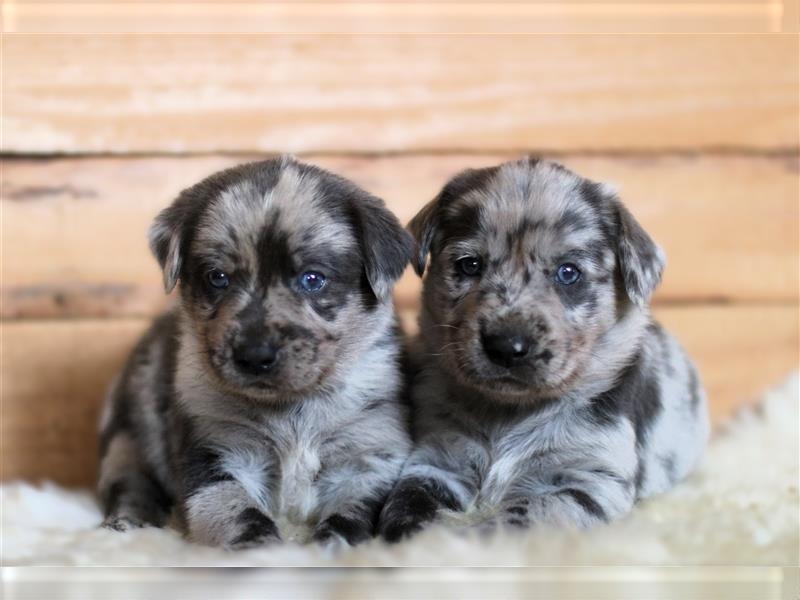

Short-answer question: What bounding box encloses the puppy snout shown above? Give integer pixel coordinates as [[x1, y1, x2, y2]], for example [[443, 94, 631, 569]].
[[481, 330, 532, 368], [233, 340, 280, 374]]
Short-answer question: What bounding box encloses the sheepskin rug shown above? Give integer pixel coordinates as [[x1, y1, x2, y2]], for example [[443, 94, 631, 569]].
[[3, 375, 797, 569]]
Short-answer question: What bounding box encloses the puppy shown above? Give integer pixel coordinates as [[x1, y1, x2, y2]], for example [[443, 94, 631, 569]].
[[98, 156, 414, 548], [379, 157, 709, 541]]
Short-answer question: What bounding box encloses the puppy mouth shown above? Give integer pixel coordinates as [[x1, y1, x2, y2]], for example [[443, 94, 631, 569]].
[[205, 349, 331, 401], [467, 373, 532, 396], [444, 350, 532, 392], [463, 369, 573, 401], [467, 367, 536, 393], [215, 365, 330, 401], [444, 344, 574, 399]]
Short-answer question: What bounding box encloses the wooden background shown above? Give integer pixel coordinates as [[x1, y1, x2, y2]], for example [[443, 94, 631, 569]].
[[2, 8, 799, 487]]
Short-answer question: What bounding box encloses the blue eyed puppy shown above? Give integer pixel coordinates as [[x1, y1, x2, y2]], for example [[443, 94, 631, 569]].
[[378, 157, 709, 541], [98, 156, 414, 548]]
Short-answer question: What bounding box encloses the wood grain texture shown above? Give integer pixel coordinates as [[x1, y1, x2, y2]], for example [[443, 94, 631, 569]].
[[785, 0, 800, 29], [2, 304, 797, 487], [3, 154, 798, 319], [4, 35, 797, 154], [2, 1, 788, 33]]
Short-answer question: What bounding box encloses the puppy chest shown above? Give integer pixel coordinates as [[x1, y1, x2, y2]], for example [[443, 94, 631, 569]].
[[467, 419, 574, 502], [218, 433, 350, 522], [275, 444, 323, 519]]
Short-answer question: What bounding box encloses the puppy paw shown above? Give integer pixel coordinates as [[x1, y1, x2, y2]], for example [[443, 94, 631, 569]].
[[313, 514, 372, 547], [101, 515, 146, 532], [377, 511, 430, 543], [227, 534, 280, 551], [378, 478, 453, 543], [226, 508, 281, 550], [473, 514, 529, 536], [501, 500, 531, 529]]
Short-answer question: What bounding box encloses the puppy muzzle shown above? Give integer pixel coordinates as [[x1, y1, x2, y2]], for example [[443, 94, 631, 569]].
[[480, 330, 532, 368], [233, 340, 280, 375]]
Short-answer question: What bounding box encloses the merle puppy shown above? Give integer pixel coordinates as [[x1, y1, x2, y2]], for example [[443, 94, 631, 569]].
[[379, 157, 709, 541], [98, 156, 414, 548]]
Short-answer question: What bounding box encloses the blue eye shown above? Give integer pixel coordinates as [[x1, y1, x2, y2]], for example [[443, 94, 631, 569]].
[[555, 263, 581, 285], [456, 256, 483, 277], [207, 269, 230, 289], [299, 271, 326, 292]]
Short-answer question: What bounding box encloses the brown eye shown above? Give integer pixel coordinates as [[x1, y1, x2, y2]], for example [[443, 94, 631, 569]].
[[207, 269, 230, 289], [456, 256, 483, 277]]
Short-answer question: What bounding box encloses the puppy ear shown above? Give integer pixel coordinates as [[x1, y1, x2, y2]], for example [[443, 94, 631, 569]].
[[614, 199, 666, 307], [352, 195, 415, 302], [408, 167, 492, 277], [148, 201, 189, 293], [407, 197, 440, 277]]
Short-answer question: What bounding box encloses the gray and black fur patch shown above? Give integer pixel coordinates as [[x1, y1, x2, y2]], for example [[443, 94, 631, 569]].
[[589, 349, 663, 449]]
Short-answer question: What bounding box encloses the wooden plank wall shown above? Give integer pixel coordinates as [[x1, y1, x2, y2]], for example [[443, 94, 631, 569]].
[[2, 16, 798, 486], [3, 0, 799, 33]]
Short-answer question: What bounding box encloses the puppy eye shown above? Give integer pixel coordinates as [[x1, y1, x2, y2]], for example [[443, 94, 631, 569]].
[[299, 271, 327, 292], [456, 256, 483, 277], [207, 269, 230, 289], [555, 263, 581, 285]]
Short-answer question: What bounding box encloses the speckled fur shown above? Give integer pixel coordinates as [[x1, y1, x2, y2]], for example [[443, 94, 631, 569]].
[[98, 156, 414, 549], [379, 158, 709, 541]]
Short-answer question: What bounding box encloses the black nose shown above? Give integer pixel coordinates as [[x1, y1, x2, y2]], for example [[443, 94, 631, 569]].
[[481, 332, 531, 368], [233, 341, 279, 374]]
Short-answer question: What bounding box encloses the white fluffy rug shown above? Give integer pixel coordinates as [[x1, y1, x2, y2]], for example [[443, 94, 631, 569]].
[[3, 375, 798, 568]]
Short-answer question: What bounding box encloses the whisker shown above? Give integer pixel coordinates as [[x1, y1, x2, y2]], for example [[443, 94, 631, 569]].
[[437, 341, 463, 352]]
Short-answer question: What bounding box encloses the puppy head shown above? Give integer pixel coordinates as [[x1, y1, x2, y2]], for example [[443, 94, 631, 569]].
[[409, 157, 665, 401], [149, 156, 413, 401]]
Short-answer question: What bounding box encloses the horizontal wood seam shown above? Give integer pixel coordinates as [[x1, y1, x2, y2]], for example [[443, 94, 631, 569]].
[[2, 148, 799, 161]]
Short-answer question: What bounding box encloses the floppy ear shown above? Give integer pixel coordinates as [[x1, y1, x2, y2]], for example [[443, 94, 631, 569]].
[[614, 200, 666, 307], [407, 197, 440, 277], [352, 195, 415, 302], [148, 199, 191, 293], [407, 167, 492, 277]]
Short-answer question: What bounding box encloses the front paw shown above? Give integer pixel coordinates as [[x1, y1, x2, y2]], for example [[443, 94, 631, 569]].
[[501, 499, 531, 528], [227, 508, 281, 550], [101, 514, 146, 532], [378, 509, 431, 543], [378, 481, 445, 543], [313, 514, 372, 546]]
